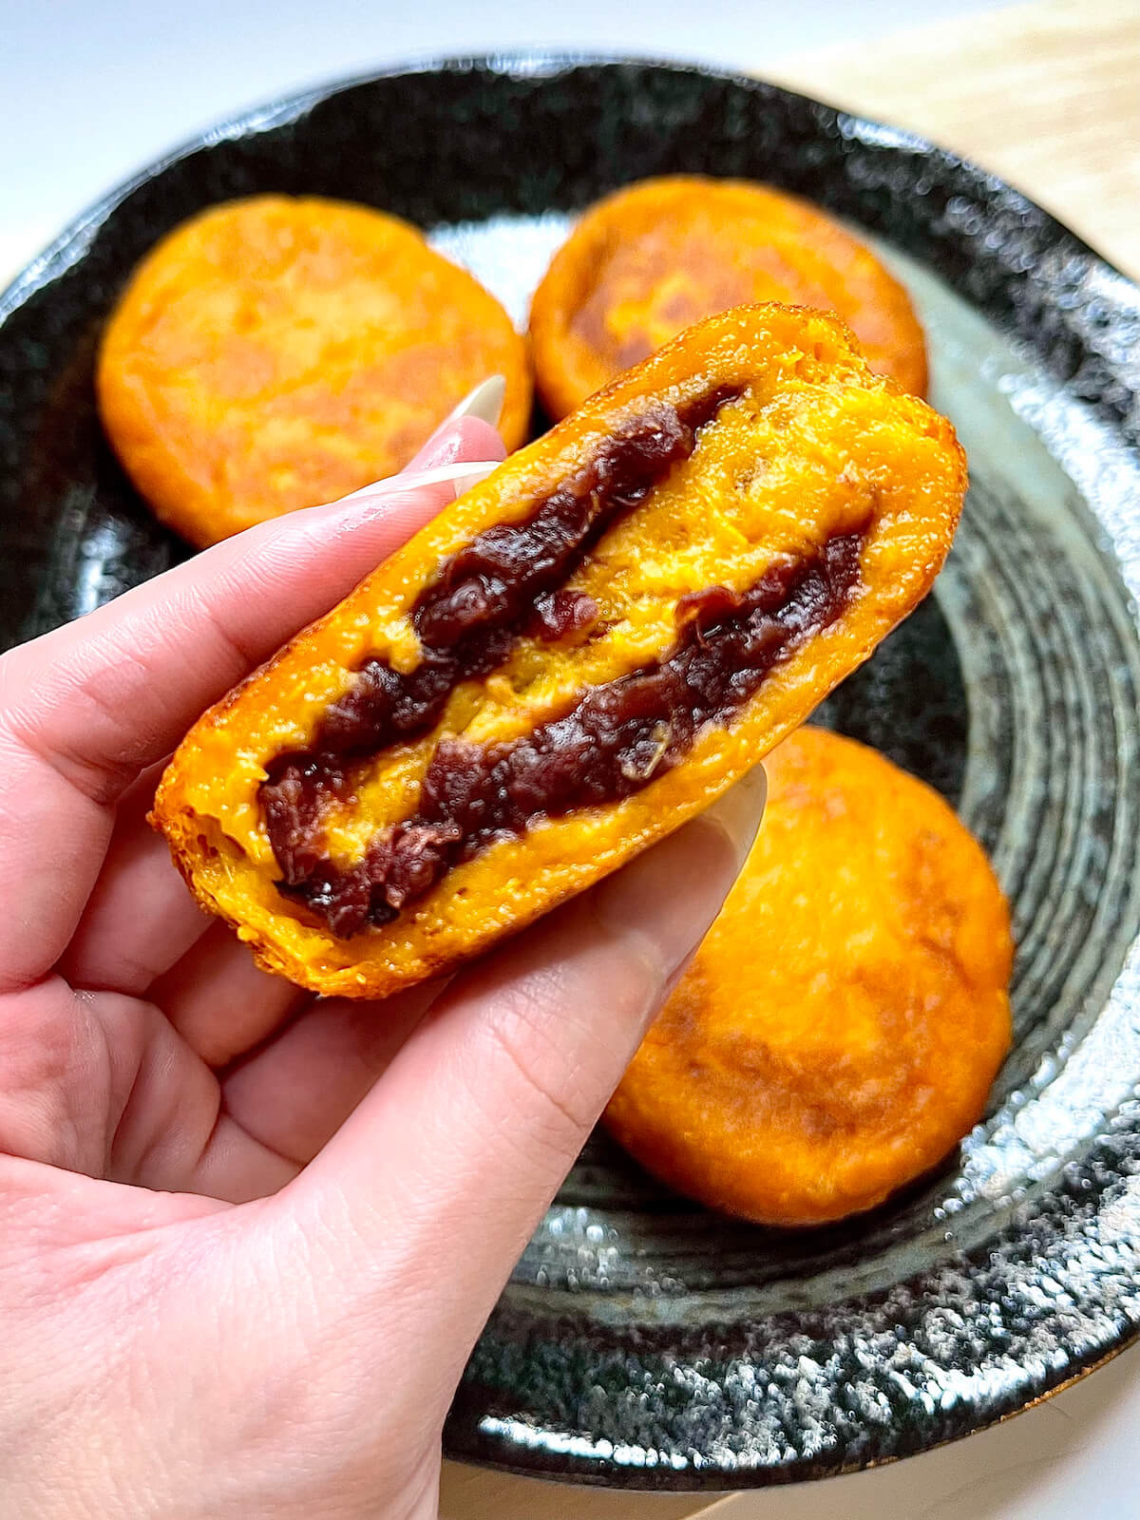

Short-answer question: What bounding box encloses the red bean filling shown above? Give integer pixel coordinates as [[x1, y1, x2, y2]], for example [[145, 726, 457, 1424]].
[[270, 532, 864, 937], [262, 386, 740, 886]]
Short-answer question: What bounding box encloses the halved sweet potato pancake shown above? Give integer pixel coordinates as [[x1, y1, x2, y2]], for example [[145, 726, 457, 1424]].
[[605, 727, 1013, 1226], [97, 194, 531, 546], [530, 175, 928, 418], [153, 305, 966, 998]]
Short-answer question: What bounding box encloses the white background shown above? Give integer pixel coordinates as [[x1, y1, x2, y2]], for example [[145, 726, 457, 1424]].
[[6, 2, 1140, 1517], [2, 0, 1010, 281]]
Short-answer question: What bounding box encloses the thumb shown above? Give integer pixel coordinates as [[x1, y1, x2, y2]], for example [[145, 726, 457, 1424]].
[[276, 767, 767, 1406]]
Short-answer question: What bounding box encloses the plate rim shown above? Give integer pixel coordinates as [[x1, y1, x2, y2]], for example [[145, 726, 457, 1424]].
[[3, 50, 1137, 323], [4, 51, 1140, 1494]]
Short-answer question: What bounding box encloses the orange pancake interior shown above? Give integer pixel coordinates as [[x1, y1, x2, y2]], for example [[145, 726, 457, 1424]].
[[153, 306, 965, 1000]]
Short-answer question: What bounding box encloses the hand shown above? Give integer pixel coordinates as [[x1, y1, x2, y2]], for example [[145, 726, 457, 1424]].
[[0, 411, 765, 1518]]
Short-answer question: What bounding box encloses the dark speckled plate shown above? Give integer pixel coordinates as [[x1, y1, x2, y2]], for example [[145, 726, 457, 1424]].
[[4, 56, 1140, 1493]]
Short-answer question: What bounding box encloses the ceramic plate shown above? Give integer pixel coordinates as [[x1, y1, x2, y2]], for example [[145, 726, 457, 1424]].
[[3, 56, 1140, 1493]]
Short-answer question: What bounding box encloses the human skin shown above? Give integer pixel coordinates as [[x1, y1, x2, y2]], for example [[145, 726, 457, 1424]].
[[0, 409, 765, 1518]]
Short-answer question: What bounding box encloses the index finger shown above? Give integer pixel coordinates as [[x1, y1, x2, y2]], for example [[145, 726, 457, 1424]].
[[0, 415, 504, 992]]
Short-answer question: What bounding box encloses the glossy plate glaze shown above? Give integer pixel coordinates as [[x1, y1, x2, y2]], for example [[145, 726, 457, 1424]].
[[2, 57, 1140, 1492]]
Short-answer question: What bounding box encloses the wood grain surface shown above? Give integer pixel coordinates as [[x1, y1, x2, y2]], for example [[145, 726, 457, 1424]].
[[772, 0, 1140, 279], [443, 1, 1139, 1514]]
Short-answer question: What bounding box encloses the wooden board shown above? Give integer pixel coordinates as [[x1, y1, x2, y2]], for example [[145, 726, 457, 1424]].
[[446, 2, 1140, 1512], [771, 0, 1140, 279], [439, 1465, 740, 1518]]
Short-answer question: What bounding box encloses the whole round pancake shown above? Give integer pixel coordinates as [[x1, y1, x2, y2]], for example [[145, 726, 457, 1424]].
[[96, 194, 531, 546], [530, 175, 928, 418], [605, 727, 1013, 1226]]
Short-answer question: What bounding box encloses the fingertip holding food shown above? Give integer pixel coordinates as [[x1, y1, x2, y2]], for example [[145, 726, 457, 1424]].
[[401, 407, 508, 477], [153, 303, 966, 1000], [97, 197, 530, 546], [335, 459, 504, 506], [592, 764, 769, 990], [701, 763, 768, 872], [444, 375, 508, 429], [605, 727, 1013, 1227]]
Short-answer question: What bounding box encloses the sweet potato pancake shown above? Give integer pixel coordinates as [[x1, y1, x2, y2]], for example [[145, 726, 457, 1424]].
[[97, 194, 531, 546], [605, 727, 1013, 1226], [530, 175, 928, 418], [153, 304, 966, 999]]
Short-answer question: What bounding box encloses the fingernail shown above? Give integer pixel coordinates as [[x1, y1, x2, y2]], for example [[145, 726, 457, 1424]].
[[701, 763, 768, 872], [445, 375, 506, 429], [335, 459, 501, 505], [592, 764, 767, 985]]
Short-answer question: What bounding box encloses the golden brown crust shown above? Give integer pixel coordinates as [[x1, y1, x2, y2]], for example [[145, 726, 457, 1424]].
[[152, 303, 966, 999], [531, 175, 928, 418], [605, 727, 1013, 1226], [97, 194, 531, 547]]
